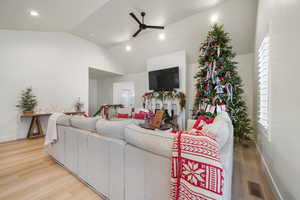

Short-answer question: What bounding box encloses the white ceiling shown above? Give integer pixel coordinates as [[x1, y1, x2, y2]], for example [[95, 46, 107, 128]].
[[0, 0, 110, 31], [108, 0, 258, 73], [0, 0, 225, 45], [0, 0, 257, 74], [71, 0, 225, 46]]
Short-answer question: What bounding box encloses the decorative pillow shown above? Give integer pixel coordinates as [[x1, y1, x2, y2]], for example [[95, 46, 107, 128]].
[[192, 116, 214, 132], [117, 113, 129, 118], [80, 112, 89, 118], [134, 113, 146, 119], [203, 111, 232, 149]]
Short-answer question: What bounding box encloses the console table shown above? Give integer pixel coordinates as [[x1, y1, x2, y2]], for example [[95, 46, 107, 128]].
[[21, 112, 84, 139]]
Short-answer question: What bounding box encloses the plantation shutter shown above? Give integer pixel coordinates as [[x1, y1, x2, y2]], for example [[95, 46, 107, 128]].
[[258, 36, 270, 131]]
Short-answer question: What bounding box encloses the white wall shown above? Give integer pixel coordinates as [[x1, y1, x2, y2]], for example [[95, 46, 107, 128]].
[[0, 30, 123, 142], [146, 50, 187, 93], [99, 72, 147, 109], [100, 53, 253, 121], [89, 78, 99, 115], [255, 0, 300, 199]]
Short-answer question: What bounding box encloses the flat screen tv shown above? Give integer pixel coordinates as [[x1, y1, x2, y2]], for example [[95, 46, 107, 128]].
[[149, 67, 180, 91]]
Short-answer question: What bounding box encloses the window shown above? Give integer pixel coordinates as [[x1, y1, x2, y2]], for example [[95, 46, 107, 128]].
[[258, 36, 270, 134]]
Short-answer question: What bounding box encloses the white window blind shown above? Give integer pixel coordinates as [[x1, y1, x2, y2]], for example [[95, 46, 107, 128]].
[[258, 36, 270, 131]]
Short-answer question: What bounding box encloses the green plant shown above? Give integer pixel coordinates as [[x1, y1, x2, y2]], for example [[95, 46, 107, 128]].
[[16, 87, 38, 111], [75, 97, 84, 112]]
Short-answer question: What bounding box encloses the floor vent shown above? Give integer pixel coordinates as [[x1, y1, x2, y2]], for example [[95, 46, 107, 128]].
[[248, 181, 264, 199]]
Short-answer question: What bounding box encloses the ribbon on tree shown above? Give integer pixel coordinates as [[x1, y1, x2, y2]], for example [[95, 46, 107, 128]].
[[211, 60, 217, 84], [225, 83, 233, 102], [206, 62, 212, 80]]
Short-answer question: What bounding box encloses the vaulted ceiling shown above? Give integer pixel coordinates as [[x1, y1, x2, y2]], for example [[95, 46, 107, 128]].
[[0, 0, 257, 73]]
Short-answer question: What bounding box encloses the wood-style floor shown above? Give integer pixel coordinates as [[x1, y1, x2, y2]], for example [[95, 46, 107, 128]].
[[0, 138, 276, 200]]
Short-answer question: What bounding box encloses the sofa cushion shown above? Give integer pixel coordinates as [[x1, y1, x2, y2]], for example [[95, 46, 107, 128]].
[[56, 115, 71, 126], [202, 112, 233, 149], [70, 116, 99, 132], [96, 119, 133, 140], [124, 124, 174, 158]]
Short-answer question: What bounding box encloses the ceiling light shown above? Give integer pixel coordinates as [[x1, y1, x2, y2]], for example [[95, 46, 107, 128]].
[[158, 33, 166, 41], [30, 10, 39, 17], [210, 14, 218, 23], [126, 45, 132, 52]]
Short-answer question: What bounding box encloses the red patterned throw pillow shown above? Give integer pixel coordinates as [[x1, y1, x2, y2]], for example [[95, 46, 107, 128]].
[[192, 116, 214, 131], [117, 113, 129, 118], [134, 113, 145, 119]]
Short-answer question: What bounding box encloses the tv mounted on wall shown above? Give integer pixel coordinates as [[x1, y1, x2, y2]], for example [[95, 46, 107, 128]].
[[149, 67, 180, 91]]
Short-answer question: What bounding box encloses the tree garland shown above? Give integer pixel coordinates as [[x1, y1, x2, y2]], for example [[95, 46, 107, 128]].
[[142, 90, 186, 110], [93, 104, 124, 117]]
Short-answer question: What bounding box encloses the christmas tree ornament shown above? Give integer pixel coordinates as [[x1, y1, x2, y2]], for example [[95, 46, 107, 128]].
[[225, 71, 231, 78], [215, 84, 225, 94]]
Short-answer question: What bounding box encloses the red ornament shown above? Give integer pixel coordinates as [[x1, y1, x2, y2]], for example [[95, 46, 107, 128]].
[[207, 49, 216, 53], [219, 77, 224, 81]]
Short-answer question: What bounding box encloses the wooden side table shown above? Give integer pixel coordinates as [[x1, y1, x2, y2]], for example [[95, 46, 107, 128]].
[[21, 112, 84, 139]]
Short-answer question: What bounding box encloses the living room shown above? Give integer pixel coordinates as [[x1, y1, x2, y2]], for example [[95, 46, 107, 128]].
[[0, 0, 299, 199]]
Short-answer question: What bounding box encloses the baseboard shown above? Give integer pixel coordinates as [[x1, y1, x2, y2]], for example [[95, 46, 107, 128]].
[[0, 135, 17, 143], [255, 143, 284, 200]]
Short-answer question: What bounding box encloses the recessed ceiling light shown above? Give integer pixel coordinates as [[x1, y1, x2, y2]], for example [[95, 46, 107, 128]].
[[158, 33, 166, 41], [210, 14, 218, 23], [126, 45, 132, 52], [30, 10, 39, 17]]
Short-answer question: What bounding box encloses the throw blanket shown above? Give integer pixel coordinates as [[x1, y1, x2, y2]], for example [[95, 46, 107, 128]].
[[45, 113, 64, 145], [170, 130, 224, 200]]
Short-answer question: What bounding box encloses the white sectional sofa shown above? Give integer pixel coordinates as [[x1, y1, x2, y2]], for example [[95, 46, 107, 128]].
[[47, 115, 233, 200]]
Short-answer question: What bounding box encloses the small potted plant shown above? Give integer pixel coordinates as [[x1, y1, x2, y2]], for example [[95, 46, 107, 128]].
[[74, 97, 84, 112], [16, 87, 38, 115]]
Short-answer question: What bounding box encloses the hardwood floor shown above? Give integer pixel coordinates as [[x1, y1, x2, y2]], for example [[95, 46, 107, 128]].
[[232, 143, 276, 200], [0, 138, 102, 200], [0, 138, 276, 200]]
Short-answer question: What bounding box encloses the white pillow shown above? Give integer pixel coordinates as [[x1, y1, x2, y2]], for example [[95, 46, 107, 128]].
[[202, 112, 232, 149]]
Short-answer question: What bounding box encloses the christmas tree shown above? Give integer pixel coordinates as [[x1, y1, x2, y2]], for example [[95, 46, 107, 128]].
[[192, 24, 252, 141], [16, 87, 38, 111]]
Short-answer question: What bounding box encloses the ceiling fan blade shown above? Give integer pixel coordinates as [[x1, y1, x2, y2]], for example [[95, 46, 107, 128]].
[[133, 28, 142, 37], [146, 25, 165, 30], [130, 13, 142, 25]]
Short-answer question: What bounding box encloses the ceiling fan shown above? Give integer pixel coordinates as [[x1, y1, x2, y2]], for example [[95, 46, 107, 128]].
[[129, 12, 164, 37]]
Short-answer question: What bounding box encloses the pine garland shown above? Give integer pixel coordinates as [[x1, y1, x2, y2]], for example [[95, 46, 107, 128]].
[[93, 104, 124, 117], [192, 24, 252, 141], [143, 90, 186, 110]]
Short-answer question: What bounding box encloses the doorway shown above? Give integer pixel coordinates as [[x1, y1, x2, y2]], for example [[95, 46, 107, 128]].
[[113, 82, 135, 108]]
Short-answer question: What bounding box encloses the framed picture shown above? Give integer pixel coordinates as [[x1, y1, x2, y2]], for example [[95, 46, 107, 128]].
[[151, 110, 164, 128]]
